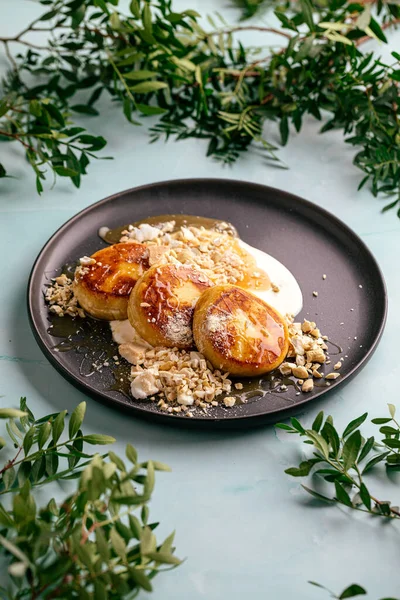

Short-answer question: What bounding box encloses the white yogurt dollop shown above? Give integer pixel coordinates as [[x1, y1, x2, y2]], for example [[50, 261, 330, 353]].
[[238, 240, 303, 317]]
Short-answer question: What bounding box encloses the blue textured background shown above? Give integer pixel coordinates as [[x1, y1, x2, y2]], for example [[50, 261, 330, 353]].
[[1, 2, 400, 598]]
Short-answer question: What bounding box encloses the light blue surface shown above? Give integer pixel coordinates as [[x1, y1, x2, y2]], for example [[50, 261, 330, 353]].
[[1, 2, 400, 598]]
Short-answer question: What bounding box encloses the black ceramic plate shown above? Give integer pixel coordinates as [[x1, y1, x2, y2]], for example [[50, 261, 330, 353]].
[[28, 179, 387, 428]]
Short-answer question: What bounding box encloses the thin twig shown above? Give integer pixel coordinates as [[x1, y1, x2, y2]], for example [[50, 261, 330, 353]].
[[0, 130, 35, 152], [0, 446, 23, 477], [3, 41, 17, 70], [207, 25, 293, 40]]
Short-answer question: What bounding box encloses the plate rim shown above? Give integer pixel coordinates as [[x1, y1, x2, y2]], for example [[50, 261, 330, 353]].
[[27, 178, 388, 425]]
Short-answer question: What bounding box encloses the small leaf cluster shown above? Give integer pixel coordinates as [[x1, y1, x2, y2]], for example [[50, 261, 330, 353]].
[[309, 580, 399, 600], [277, 404, 400, 519], [0, 0, 399, 211], [0, 398, 115, 494], [0, 398, 180, 599], [371, 402, 400, 467]]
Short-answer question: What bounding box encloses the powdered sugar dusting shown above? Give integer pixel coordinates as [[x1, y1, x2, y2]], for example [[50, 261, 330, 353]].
[[165, 312, 193, 346]]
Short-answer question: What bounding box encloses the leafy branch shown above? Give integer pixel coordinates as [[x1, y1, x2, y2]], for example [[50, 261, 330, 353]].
[[0, 0, 399, 212], [277, 404, 400, 519], [0, 398, 180, 599]]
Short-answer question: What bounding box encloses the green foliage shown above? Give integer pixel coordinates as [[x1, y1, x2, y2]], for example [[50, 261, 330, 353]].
[[371, 403, 400, 468], [0, 398, 180, 599], [277, 404, 400, 519], [0, 0, 399, 210], [309, 580, 399, 599], [231, 0, 268, 20]]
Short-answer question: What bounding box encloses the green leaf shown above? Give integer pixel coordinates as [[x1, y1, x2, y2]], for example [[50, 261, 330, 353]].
[[275, 423, 293, 431], [358, 436, 374, 462], [142, 2, 153, 35], [322, 422, 340, 457], [124, 70, 159, 81], [371, 418, 392, 424], [290, 418, 305, 434], [280, 116, 289, 146], [45, 452, 59, 476], [343, 413, 368, 438], [130, 81, 168, 94], [3, 466, 16, 490], [285, 460, 315, 477], [126, 444, 137, 464], [71, 104, 99, 116], [362, 452, 389, 474], [110, 11, 121, 30], [69, 402, 86, 439], [130, 0, 141, 19], [94, 580, 108, 600], [130, 568, 153, 592], [95, 527, 110, 562], [23, 426, 36, 455], [129, 514, 142, 539], [38, 421, 52, 449], [52, 411, 66, 443], [0, 408, 27, 419], [141, 505, 149, 525], [81, 434, 116, 445], [39, 9, 58, 21], [160, 531, 175, 555], [17, 462, 31, 486], [36, 176, 43, 195], [359, 483, 371, 510], [382, 438, 400, 449], [152, 460, 171, 472], [306, 430, 330, 459], [141, 525, 156, 555], [379, 426, 398, 436], [312, 411, 324, 432], [300, 0, 314, 31], [342, 430, 362, 471], [109, 451, 126, 471], [136, 104, 167, 116], [76, 135, 107, 152], [44, 103, 65, 127], [94, 0, 109, 13], [144, 460, 155, 496], [146, 551, 181, 565], [339, 584, 367, 599], [54, 167, 79, 177], [110, 527, 126, 560], [334, 480, 352, 507], [367, 17, 387, 43]]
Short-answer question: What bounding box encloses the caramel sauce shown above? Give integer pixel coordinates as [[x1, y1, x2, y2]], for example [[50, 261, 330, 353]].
[[229, 239, 271, 292]]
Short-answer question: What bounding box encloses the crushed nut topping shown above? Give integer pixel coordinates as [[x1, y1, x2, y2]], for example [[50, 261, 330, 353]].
[[325, 372, 341, 380], [45, 274, 85, 318], [117, 328, 233, 409], [302, 379, 314, 392]]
